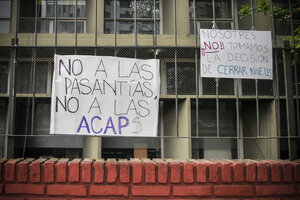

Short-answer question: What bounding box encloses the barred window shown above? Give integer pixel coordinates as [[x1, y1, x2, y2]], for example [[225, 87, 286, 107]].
[[19, 0, 86, 33], [189, 0, 233, 34], [104, 0, 160, 34]]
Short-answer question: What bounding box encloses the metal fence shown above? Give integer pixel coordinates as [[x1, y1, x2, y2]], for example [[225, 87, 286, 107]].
[[0, 0, 299, 160]]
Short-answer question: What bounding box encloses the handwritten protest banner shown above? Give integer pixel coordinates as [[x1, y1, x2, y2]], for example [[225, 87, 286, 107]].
[[200, 29, 272, 79], [50, 55, 160, 137]]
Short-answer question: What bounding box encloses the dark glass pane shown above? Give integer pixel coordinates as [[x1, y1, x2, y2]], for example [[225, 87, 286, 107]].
[[0, 62, 8, 93], [194, 0, 213, 19], [57, 21, 85, 33], [137, 0, 159, 18], [191, 100, 237, 137], [137, 21, 159, 34], [104, 20, 114, 33], [20, 0, 86, 18], [215, 0, 232, 19], [166, 62, 196, 95], [117, 21, 134, 34], [118, 0, 134, 18], [104, 0, 114, 18]]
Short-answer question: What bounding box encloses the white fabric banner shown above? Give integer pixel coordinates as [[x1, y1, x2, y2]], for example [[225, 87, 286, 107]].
[[50, 55, 160, 137], [200, 29, 273, 80]]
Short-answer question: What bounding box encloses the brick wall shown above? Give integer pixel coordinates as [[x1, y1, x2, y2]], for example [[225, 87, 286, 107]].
[[0, 158, 300, 199]]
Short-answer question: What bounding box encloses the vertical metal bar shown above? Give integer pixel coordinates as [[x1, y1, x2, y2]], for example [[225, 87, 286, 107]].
[[173, 0, 177, 47], [283, 41, 297, 160], [95, 0, 97, 55], [250, 0, 255, 30], [193, 0, 197, 45], [134, 0, 137, 47], [212, 1, 219, 138], [195, 49, 199, 137], [160, 101, 164, 158], [173, 0, 178, 137], [75, 0, 78, 54], [236, 79, 243, 158], [250, 0, 260, 137], [231, 0, 234, 29], [255, 79, 260, 137], [55, 0, 57, 49], [153, 0, 156, 47], [271, 0, 281, 139], [289, 0, 300, 136], [14, 0, 19, 42], [5, 0, 19, 158], [34, 0, 38, 46], [212, 0, 216, 28], [135, 49, 137, 59], [216, 78, 219, 137], [175, 49, 178, 137], [31, 0, 38, 136], [114, 0, 117, 47]]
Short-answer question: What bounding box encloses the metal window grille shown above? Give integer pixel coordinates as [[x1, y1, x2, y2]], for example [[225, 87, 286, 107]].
[[0, 0, 299, 160]]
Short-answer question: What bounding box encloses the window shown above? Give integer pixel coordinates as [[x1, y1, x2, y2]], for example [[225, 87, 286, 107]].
[[15, 62, 49, 94], [104, 0, 160, 34], [166, 62, 196, 95], [189, 0, 233, 34], [19, 0, 86, 33], [0, 62, 8, 93], [0, 0, 11, 33]]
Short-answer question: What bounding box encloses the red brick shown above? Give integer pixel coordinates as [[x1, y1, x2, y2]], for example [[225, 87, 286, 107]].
[[0, 184, 2, 194], [55, 158, 68, 183], [119, 160, 130, 183], [196, 162, 207, 183], [43, 158, 58, 183], [257, 162, 269, 182], [295, 163, 300, 182], [0, 158, 7, 182], [69, 159, 80, 183], [157, 160, 168, 184], [282, 162, 293, 182], [90, 185, 128, 197], [5, 158, 23, 182], [27, 199, 67, 200], [233, 162, 244, 182], [17, 158, 35, 183], [29, 158, 46, 183], [183, 162, 194, 183], [81, 159, 91, 183], [208, 162, 219, 182], [132, 186, 170, 197], [132, 160, 143, 184], [5, 183, 44, 195], [246, 162, 256, 182], [214, 185, 254, 197], [47, 185, 86, 196], [106, 160, 117, 183], [173, 185, 211, 197], [270, 162, 281, 182], [170, 162, 181, 183], [256, 185, 295, 196], [94, 160, 104, 183], [221, 162, 232, 183], [144, 160, 156, 183]]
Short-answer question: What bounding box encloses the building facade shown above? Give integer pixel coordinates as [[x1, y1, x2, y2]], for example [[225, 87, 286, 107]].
[[0, 0, 299, 160]]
